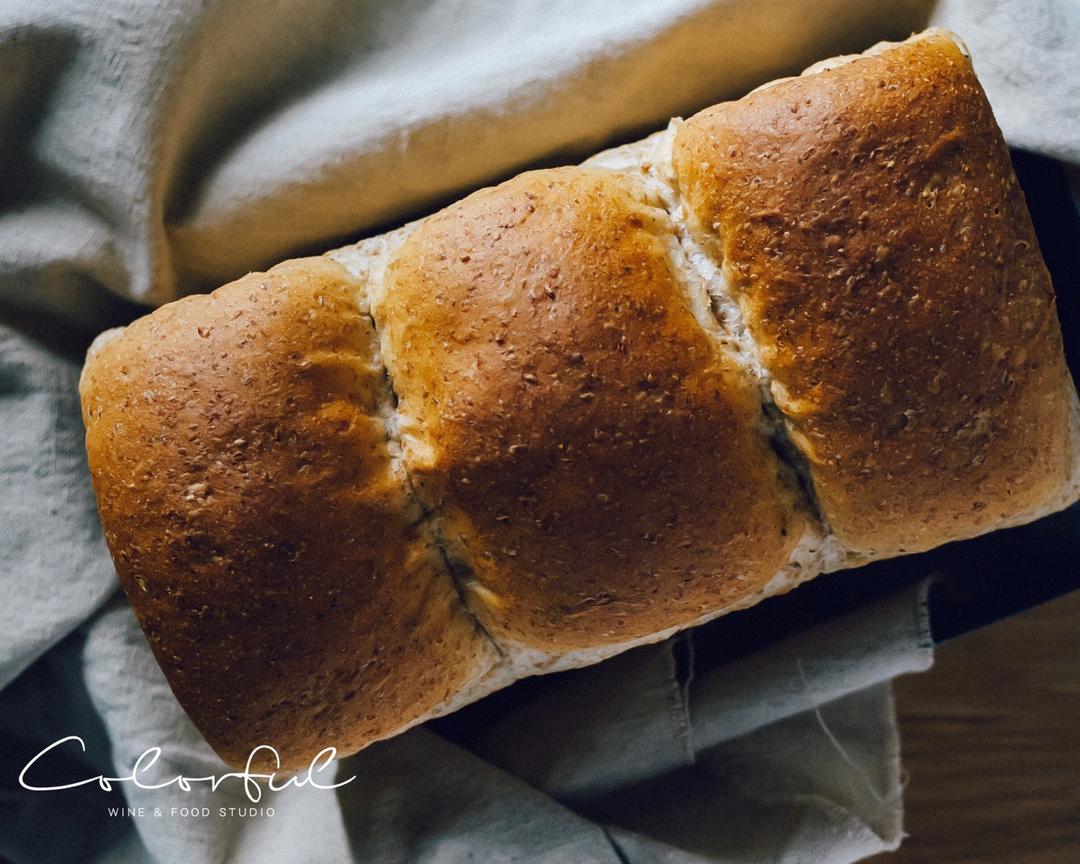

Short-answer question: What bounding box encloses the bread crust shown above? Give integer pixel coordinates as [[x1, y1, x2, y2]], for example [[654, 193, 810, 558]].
[[673, 31, 1075, 555], [80, 257, 496, 769], [373, 167, 805, 649], [78, 30, 1080, 769]]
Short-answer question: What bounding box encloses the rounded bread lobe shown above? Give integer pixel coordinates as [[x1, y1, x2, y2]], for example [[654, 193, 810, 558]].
[[373, 166, 805, 650], [80, 257, 495, 770], [673, 32, 1073, 556]]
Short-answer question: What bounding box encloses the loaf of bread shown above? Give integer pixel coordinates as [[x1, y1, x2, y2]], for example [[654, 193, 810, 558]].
[[80, 29, 1080, 771]]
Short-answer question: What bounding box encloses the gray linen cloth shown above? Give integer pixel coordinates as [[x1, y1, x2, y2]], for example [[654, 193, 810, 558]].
[[1, 0, 1074, 861]]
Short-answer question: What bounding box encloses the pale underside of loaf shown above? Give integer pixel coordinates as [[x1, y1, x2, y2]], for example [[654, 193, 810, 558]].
[[81, 29, 1080, 768]]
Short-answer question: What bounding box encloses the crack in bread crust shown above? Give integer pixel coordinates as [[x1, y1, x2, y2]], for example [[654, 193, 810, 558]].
[[671, 30, 1078, 559], [584, 130, 844, 579], [336, 232, 511, 663], [79, 257, 501, 770]]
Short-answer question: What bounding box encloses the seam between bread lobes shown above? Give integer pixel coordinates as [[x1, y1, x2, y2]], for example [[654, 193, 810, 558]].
[[672, 29, 1078, 555], [583, 125, 845, 564]]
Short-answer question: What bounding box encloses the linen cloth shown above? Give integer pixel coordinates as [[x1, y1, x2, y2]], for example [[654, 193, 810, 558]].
[[0, 0, 1074, 861], [2, 582, 933, 864]]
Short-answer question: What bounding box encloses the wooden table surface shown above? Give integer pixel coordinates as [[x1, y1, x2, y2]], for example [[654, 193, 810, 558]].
[[868, 589, 1080, 863]]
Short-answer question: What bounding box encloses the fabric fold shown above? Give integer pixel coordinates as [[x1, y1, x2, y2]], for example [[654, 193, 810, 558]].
[[0, 325, 117, 693]]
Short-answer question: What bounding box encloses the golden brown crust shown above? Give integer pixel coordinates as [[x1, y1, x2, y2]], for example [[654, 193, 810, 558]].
[[672, 32, 1074, 556], [79, 30, 1080, 767], [80, 257, 495, 770], [373, 167, 805, 649]]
